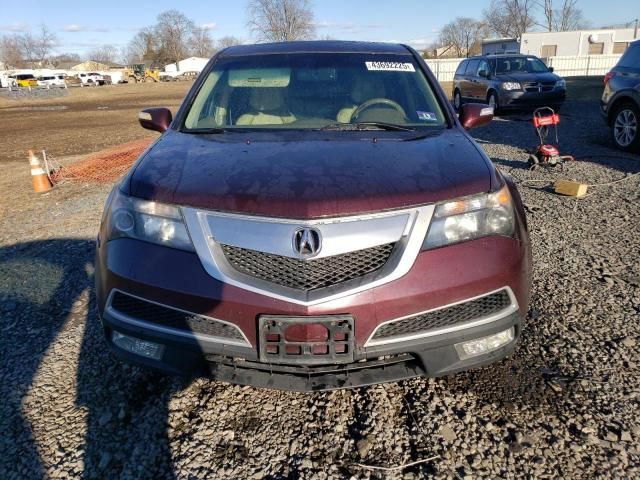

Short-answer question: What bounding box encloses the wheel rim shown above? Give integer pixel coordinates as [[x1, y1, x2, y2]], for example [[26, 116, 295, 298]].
[[614, 109, 637, 147], [454, 92, 460, 109], [488, 94, 496, 108]]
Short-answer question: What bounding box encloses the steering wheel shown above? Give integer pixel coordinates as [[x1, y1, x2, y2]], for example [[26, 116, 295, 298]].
[[350, 98, 407, 122]]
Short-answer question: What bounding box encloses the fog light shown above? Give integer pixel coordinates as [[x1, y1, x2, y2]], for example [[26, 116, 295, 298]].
[[454, 327, 514, 360], [112, 331, 164, 360]]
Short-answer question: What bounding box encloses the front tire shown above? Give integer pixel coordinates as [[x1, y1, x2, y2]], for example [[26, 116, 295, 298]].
[[453, 90, 462, 112], [487, 91, 500, 114], [611, 102, 640, 152]]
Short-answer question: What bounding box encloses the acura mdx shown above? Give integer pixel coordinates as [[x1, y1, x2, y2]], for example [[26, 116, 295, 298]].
[[96, 41, 532, 391]]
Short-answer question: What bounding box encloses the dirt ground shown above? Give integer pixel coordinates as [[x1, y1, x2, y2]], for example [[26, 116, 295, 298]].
[[0, 82, 191, 163]]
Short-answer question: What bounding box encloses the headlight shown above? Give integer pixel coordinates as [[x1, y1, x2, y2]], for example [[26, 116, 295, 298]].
[[103, 189, 194, 251], [555, 79, 566, 88], [501, 82, 521, 91], [422, 185, 515, 250]]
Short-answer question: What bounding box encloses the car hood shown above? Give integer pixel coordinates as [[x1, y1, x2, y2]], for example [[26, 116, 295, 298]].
[[496, 72, 560, 83], [127, 129, 494, 219]]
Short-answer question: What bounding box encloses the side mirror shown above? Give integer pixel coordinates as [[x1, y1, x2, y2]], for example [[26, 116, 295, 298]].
[[138, 107, 172, 133], [459, 103, 494, 130], [548, 67, 554, 73], [478, 69, 489, 78]]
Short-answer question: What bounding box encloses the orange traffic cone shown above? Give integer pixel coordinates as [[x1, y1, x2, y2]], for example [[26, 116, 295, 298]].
[[29, 150, 53, 193]]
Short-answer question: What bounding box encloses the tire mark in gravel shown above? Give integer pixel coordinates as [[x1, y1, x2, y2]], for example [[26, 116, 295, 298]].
[[400, 380, 440, 476], [344, 384, 411, 470]]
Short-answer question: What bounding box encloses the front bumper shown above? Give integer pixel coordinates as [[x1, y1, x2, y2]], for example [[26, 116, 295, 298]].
[[102, 304, 521, 391], [499, 89, 566, 109], [96, 231, 530, 391]]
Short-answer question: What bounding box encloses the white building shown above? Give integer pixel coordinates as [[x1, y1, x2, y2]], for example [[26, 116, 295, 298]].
[[482, 38, 520, 55], [521, 28, 637, 57], [164, 57, 209, 73]]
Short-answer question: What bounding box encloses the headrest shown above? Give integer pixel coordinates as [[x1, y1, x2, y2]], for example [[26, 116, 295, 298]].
[[249, 88, 286, 112]]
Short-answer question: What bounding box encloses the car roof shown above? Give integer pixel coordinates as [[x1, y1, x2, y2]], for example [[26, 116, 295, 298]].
[[219, 40, 412, 57], [483, 54, 533, 58]]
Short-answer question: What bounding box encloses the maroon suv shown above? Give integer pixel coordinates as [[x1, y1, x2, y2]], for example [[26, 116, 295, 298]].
[[96, 41, 531, 391]]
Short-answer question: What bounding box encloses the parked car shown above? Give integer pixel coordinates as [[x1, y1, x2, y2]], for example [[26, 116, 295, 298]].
[[176, 70, 199, 81], [36, 74, 67, 88], [601, 39, 640, 152], [75, 72, 104, 86], [96, 41, 531, 391], [160, 73, 179, 82], [453, 54, 566, 113], [65, 75, 82, 87], [9, 73, 38, 88], [0, 74, 17, 88]]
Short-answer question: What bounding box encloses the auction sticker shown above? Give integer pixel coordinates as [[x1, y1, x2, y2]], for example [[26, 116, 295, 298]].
[[417, 111, 437, 121], [365, 61, 415, 72]]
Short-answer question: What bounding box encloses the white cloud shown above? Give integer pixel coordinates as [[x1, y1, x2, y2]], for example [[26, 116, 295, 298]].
[[0, 22, 29, 32], [63, 24, 110, 33], [200, 23, 217, 30]]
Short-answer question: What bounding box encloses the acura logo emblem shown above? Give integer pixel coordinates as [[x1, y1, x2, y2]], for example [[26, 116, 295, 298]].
[[293, 227, 321, 258]]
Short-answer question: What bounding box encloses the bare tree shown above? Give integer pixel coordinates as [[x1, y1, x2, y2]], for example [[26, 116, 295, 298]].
[[89, 45, 119, 65], [217, 35, 242, 49], [247, 0, 316, 42], [0, 35, 24, 68], [439, 17, 486, 57], [155, 10, 195, 67], [484, 0, 536, 38], [538, 0, 554, 31], [29, 24, 58, 65], [537, 0, 588, 31], [19, 33, 36, 63], [126, 27, 158, 65], [191, 27, 216, 58], [554, 0, 588, 30]]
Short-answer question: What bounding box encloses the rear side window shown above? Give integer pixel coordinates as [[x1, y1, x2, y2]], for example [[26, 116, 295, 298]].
[[465, 59, 480, 76], [455, 60, 467, 76], [618, 45, 640, 68]]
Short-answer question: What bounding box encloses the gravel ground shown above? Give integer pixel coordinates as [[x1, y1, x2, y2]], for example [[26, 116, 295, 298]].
[[1, 79, 639, 479]]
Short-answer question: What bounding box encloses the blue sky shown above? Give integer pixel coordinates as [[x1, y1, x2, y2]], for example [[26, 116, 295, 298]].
[[2, 0, 636, 56]]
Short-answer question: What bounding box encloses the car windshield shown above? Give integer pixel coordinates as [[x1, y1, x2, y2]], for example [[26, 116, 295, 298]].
[[495, 57, 549, 74], [183, 53, 446, 130], [17, 74, 35, 80]]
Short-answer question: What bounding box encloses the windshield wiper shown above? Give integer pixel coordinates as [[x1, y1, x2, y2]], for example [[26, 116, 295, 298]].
[[319, 122, 415, 132], [181, 127, 227, 134]]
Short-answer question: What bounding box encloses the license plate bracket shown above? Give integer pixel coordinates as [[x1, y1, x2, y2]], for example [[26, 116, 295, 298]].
[[259, 315, 354, 365]]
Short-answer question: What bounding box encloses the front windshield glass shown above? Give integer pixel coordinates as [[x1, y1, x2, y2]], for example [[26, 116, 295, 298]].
[[495, 57, 549, 74], [184, 53, 446, 130]]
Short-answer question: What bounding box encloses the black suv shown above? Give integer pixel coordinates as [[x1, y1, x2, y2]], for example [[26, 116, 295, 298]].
[[453, 54, 566, 112], [601, 40, 640, 152]]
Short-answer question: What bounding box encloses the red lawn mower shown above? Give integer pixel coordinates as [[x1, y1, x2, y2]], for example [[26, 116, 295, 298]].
[[528, 107, 573, 169]]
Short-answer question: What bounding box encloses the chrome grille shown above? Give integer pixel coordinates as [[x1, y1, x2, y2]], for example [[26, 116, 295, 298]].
[[221, 243, 395, 291], [371, 290, 512, 340], [524, 82, 554, 93], [110, 291, 245, 341]]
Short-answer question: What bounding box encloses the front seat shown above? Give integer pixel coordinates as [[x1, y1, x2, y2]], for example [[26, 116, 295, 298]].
[[236, 88, 296, 126], [336, 76, 386, 123]]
